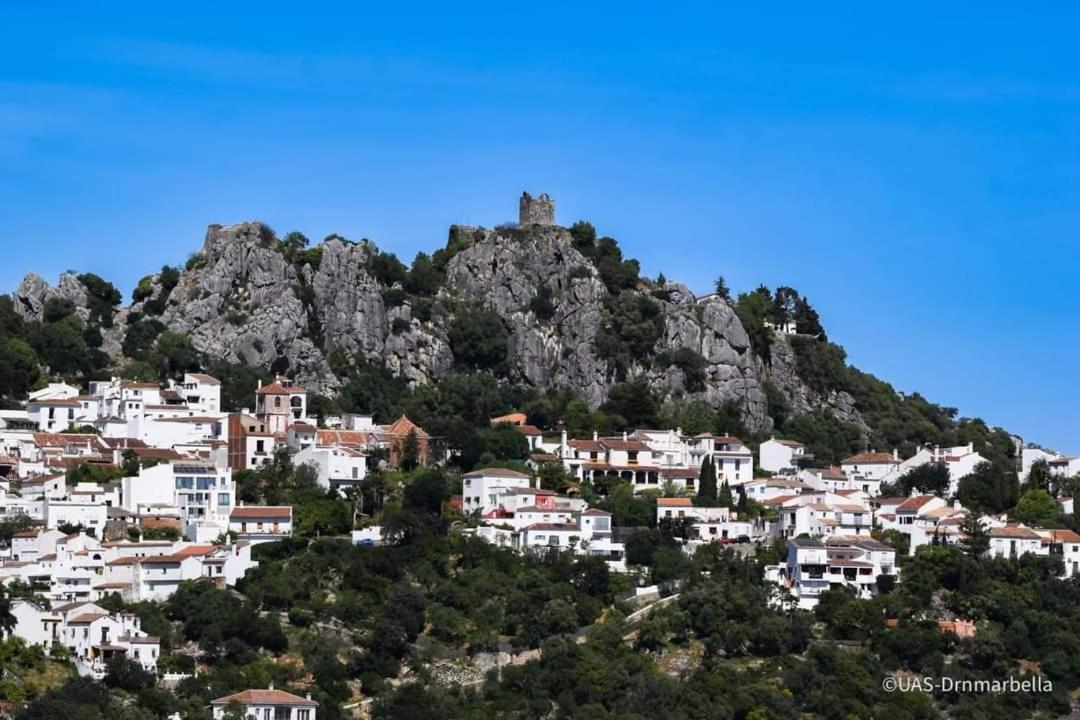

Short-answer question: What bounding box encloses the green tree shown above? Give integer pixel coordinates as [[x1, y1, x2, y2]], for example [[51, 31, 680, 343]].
[[718, 479, 733, 507], [121, 449, 141, 477], [900, 462, 950, 497], [714, 276, 730, 300], [958, 514, 990, 558], [696, 457, 717, 505], [0, 338, 39, 402], [1013, 489, 1058, 526], [957, 461, 1019, 514], [448, 306, 510, 373], [398, 429, 421, 471], [1027, 458, 1052, 492]]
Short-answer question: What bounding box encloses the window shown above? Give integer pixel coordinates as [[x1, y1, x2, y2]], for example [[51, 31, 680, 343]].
[[217, 493, 230, 506], [298, 710, 311, 720]]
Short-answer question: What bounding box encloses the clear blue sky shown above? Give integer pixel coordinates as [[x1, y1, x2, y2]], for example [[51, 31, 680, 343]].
[[3, 4, 1078, 452]]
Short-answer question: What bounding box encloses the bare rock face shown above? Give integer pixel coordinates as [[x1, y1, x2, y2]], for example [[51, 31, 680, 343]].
[[8, 218, 864, 434], [649, 291, 771, 431], [444, 226, 771, 432], [444, 225, 611, 407], [14, 271, 91, 322], [767, 335, 865, 430], [160, 222, 336, 392]]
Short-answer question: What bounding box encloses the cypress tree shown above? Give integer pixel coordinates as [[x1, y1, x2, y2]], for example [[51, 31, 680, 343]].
[[697, 456, 717, 504]]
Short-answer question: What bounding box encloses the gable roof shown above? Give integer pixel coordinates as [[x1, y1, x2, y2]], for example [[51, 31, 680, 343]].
[[896, 495, 937, 513], [382, 415, 429, 438], [989, 525, 1041, 540], [212, 689, 317, 707], [842, 452, 897, 465]]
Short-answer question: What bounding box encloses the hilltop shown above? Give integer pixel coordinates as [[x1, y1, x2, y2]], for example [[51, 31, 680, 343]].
[[3, 195, 1019, 467]]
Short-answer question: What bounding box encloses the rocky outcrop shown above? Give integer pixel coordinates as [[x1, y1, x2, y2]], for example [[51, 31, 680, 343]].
[[10, 219, 864, 434], [14, 271, 91, 322], [156, 222, 336, 391], [444, 225, 610, 406], [767, 335, 864, 429]]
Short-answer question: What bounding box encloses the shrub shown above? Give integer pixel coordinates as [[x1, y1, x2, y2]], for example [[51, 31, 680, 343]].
[[529, 286, 556, 321]]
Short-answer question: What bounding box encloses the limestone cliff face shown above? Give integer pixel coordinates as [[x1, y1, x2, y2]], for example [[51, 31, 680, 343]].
[[157, 223, 336, 390], [443, 225, 610, 406], [11, 220, 858, 434], [14, 272, 91, 322], [767, 335, 864, 430]]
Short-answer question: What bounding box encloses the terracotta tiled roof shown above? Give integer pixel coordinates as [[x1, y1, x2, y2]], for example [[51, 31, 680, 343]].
[[989, 525, 1041, 540], [172, 545, 216, 558], [230, 506, 292, 519], [67, 613, 107, 624], [382, 415, 429, 438], [316, 430, 369, 447], [1040, 529, 1080, 543], [463, 467, 529, 479], [599, 438, 650, 451], [255, 382, 291, 396], [657, 498, 693, 507], [896, 495, 937, 513], [490, 412, 527, 426], [100, 438, 150, 450], [186, 373, 221, 385], [33, 433, 102, 447], [842, 452, 898, 465], [212, 689, 317, 707]]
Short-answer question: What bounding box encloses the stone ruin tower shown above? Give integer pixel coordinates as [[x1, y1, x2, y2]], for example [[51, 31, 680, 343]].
[[519, 191, 555, 226]]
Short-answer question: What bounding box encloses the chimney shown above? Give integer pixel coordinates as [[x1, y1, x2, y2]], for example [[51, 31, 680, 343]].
[[622, 431, 628, 442], [268, 681, 274, 691], [892, 448, 899, 461], [592, 430, 598, 442]]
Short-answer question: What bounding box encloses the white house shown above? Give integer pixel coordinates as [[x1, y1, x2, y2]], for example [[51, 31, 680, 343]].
[[211, 687, 318, 720], [462, 468, 531, 514], [293, 446, 367, 495], [986, 524, 1044, 561], [229, 506, 293, 544], [840, 452, 900, 482], [759, 437, 808, 473]]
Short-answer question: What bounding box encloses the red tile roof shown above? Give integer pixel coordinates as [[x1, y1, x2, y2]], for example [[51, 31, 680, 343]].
[[382, 415, 429, 438], [463, 467, 529, 479], [896, 495, 937, 513], [230, 506, 292, 519], [212, 690, 317, 707], [842, 452, 898, 465]]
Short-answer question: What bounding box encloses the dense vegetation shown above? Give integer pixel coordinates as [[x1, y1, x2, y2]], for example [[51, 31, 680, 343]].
[[11, 455, 1080, 720]]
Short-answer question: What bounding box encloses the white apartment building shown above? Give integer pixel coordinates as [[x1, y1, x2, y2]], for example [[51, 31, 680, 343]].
[[767, 537, 897, 610]]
